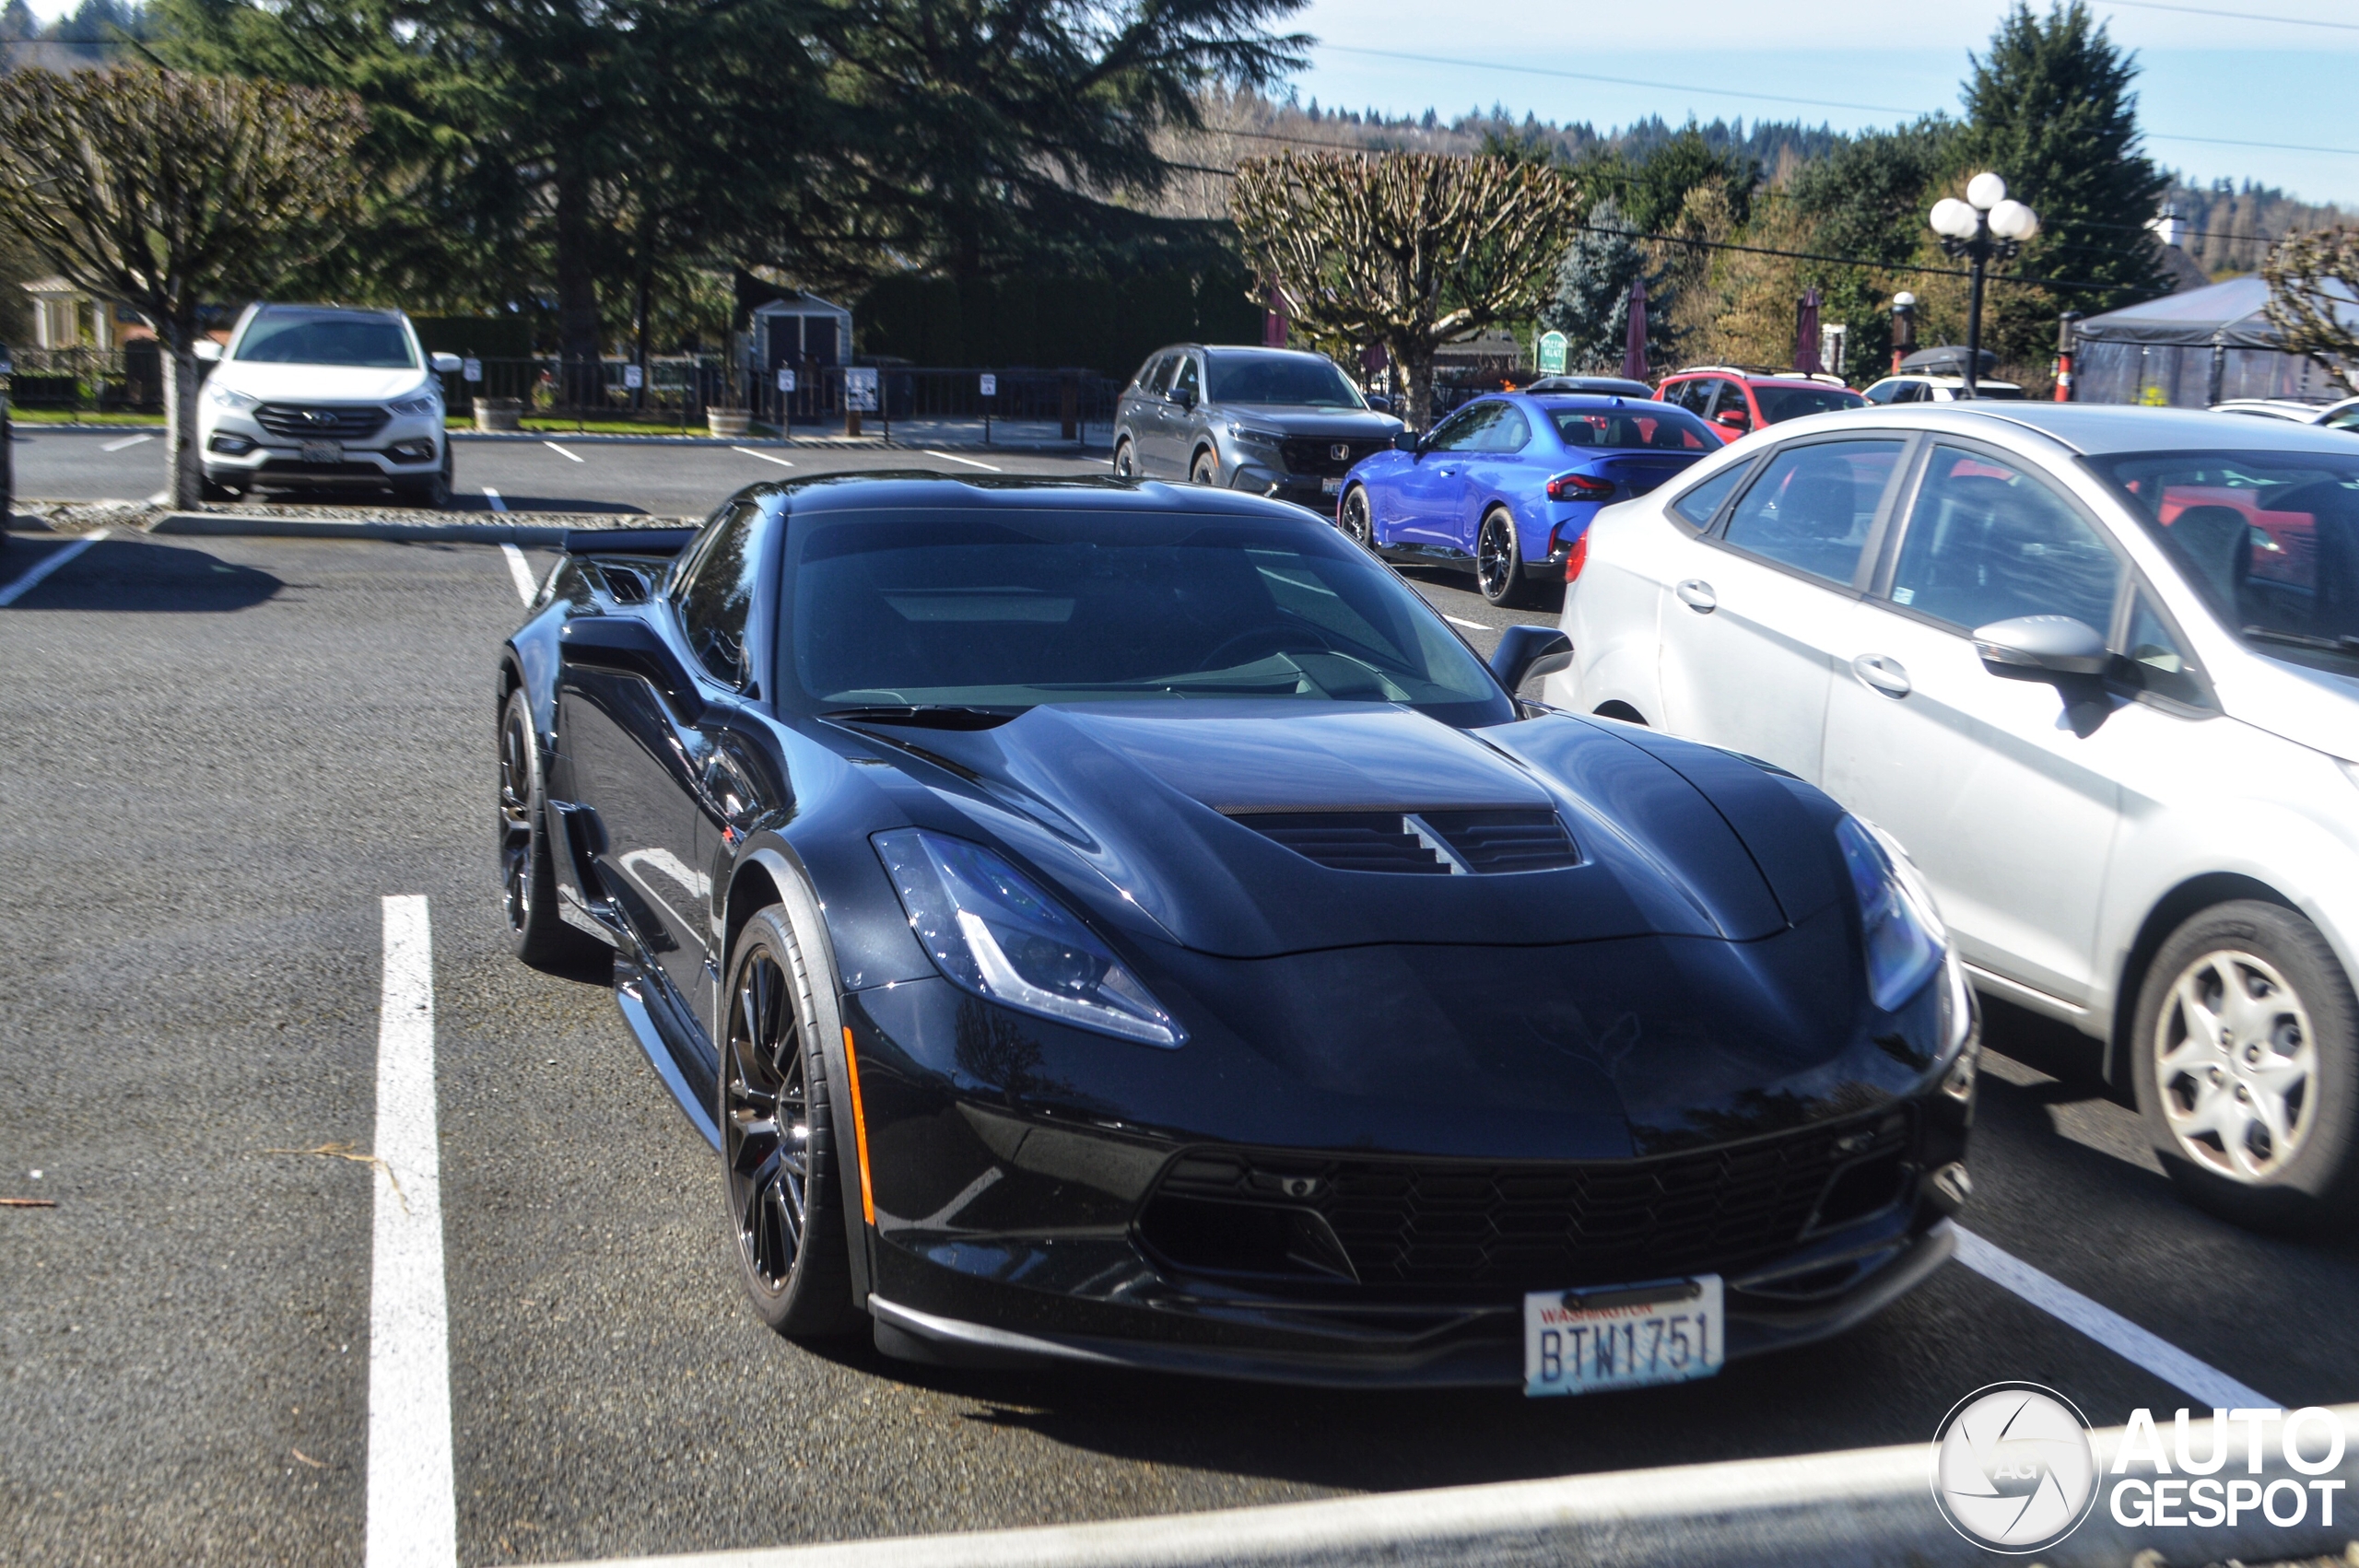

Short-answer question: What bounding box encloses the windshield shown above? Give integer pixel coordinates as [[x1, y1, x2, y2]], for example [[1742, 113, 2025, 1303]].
[[2087, 449, 2359, 673], [786, 509, 1508, 723], [234, 311, 417, 369], [1548, 404, 1714, 451], [1755, 385, 1867, 421], [1204, 353, 1366, 409]]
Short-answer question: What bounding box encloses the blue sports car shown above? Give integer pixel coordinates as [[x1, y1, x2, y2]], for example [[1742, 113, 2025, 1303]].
[[1339, 393, 1718, 607]]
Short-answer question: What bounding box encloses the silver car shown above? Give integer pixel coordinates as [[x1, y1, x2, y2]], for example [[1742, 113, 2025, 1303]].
[[1111, 345, 1402, 511]]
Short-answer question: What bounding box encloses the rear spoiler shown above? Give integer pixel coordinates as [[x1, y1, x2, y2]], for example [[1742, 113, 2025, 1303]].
[[563, 526, 698, 557]]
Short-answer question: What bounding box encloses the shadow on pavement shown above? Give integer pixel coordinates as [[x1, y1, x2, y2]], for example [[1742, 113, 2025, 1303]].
[[1, 534, 281, 612]]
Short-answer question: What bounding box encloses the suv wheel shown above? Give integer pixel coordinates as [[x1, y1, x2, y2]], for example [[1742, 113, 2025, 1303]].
[[1112, 438, 1137, 479], [1190, 448, 1218, 486], [395, 450, 452, 510]]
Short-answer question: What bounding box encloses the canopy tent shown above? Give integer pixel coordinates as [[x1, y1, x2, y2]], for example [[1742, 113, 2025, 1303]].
[[2072, 275, 2356, 406]]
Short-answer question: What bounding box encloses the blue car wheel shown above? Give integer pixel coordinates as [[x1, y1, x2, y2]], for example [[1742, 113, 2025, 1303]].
[[1339, 485, 1375, 550]]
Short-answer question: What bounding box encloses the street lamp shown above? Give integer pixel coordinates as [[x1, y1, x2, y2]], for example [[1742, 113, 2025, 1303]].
[[1929, 172, 2038, 399], [1890, 291, 1917, 375]]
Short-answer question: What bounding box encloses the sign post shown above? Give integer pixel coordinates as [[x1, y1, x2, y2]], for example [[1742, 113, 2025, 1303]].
[[844, 366, 878, 438], [980, 371, 996, 446], [1537, 331, 1568, 376]]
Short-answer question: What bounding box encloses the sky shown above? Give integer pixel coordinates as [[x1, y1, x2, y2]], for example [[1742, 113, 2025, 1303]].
[[17, 0, 2359, 205], [1283, 0, 2359, 205]]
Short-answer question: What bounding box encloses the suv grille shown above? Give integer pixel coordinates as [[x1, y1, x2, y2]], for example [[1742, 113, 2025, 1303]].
[[1146, 1112, 1914, 1289], [1231, 808, 1578, 874], [1280, 437, 1388, 477], [254, 404, 388, 441]]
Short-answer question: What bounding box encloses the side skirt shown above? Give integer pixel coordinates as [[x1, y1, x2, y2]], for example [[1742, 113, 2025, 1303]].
[[614, 947, 722, 1151]]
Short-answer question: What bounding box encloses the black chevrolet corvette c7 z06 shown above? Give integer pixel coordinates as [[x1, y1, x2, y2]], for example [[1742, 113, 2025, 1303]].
[[495, 473, 1978, 1393]]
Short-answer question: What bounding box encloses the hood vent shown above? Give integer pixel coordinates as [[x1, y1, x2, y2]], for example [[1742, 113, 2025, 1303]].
[[1232, 808, 1578, 875]]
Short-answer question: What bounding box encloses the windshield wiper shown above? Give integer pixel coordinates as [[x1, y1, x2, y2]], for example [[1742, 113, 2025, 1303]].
[[821, 704, 1021, 730], [2240, 626, 2359, 660]]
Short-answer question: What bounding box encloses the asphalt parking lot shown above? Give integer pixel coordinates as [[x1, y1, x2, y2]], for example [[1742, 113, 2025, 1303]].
[[4, 497, 2358, 1563]]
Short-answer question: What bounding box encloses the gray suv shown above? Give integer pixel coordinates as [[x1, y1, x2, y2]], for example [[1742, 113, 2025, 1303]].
[[1112, 345, 1403, 511]]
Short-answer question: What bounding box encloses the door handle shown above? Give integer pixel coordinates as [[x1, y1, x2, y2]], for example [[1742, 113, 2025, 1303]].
[[1674, 579, 1717, 612], [1851, 653, 1912, 696]]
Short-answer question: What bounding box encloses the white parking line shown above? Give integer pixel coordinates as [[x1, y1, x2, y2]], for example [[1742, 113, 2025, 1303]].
[[483, 486, 508, 513], [1954, 1226, 2271, 1409], [925, 450, 1002, 472], [147, 488, 170, 504], [367, 895, 457, 1568], [0, 528, 108, 606], [1443, 614, 1487, 631], [732, 446, 794, 467], [100, 432, 154, 451], [499, 543, 539, 606], [545, 440, 583, 462]]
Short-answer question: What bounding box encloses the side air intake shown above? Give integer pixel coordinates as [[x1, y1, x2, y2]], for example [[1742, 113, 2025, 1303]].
[[1232, 808, 1577, 874]]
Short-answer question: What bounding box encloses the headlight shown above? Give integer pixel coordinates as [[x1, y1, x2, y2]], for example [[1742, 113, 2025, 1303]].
[[386, 392, 440, 416], [206, 383, 258, 411], [874, 829, 1186, 1048], [1226, 422, 1283, 448], [1835, 815, 1946, 1011]]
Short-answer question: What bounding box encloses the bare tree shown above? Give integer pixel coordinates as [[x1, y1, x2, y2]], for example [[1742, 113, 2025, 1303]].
[[2263, 227, 2359, 393], [0, 67, 367, 506], [1229, 150, 1582, 427]]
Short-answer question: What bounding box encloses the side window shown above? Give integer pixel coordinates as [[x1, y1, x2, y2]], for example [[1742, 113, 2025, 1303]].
[[1670, 463, 1749, 531], [1481, 406, 1532, 453], [1720, 439, 1904, 586], [1427, 402, 1502, 452], [1663, 380, 1703, 414], [1888, 446, 2120, 633], [675, 499, 766, 688], [2122, 591, 2210, 708], [1170, 355, 1201, 403], [1135, 354, 1172, 394], [1863, 380, 1904, 405]]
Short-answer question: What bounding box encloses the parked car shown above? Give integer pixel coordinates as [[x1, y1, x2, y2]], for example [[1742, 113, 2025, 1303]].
[[1655, 366, 1865, 443], [195, 302, 461, 508], [498, 473, 1973, 1388], [2211, 396, 2359, 433], [1338, 392, 1716, 607], [1110, 345, 1402, 511], [1862, 374, 2027, 403], [1524, 374, 1656, 399], [1546, 402, 2359, 1230]]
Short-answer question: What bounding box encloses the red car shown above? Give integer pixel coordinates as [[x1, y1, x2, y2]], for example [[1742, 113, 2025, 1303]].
[[1654, 366, 1865, 443]]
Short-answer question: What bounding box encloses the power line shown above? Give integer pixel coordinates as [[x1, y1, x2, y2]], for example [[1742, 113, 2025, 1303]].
[[2102, 0, 2359, 31]]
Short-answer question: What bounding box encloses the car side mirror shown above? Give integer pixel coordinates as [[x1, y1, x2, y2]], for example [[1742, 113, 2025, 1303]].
[[1166, 387, 1196, 411], [559, 616, 706, 722], [1713, 407, 1750, 431], [1489, 625, 1573, 695], [1366, 394, 1391, 414], [1972, 614, 2109, 680], [430, 351, 463, 375], [193, 340, 223, 363], [1393, 430, 1422, 454]]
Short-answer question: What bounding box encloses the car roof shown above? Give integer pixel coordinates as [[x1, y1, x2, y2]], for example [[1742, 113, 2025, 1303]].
[[770, 470, 1333, 520], [1815, 402, 2359, 457], [1154, 344, 1334, 359], [252, 301, 406, 321], [1666, 367, 1849, 389], [1517, 392, 1679, 410]]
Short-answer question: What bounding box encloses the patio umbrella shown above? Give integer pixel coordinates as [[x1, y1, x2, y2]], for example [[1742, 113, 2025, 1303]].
[[1621, 276, 1649, 382], [1794, 287, 1823, 374]]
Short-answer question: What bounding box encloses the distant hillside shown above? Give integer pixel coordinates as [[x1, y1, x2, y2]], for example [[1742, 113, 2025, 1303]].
[[2165, 178, 2354, 277]]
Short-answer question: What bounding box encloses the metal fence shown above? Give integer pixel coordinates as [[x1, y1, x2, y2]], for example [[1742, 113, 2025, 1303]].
[[6, 345, 164, 413]]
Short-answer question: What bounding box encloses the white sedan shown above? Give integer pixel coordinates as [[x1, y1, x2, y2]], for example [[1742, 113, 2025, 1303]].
[[1546, 402, 2359, 1229]]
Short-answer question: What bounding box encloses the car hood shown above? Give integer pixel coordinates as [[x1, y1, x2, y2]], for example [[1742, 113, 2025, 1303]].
[[206, 362, 435, 404], [851, 702, 1846, 959], [2219, 647, 2359, 761], [1212, 404, 1404, 438]]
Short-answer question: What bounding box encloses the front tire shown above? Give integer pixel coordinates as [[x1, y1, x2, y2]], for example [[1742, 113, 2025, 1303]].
[[395, 457, 452, 510], [2132, 899, 2359, 1230], [1339, 485, 1376, 550], [1190, 448, 1219, 486], [499, 687, 603, 968], [1476, 507, 1534, 608], [721, 907, 863, 1337], [1112, 438, 1137, 480]]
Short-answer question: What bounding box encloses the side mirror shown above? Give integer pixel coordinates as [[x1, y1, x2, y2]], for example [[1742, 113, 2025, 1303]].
[[1392, 430, 1422, 453], [1972, 614, 2108, 679], [559, 616, 706, 722], [1713, 407, 1750, 431], [193, 340, 223, 363], [1366, 393, 1392, 414], [430, 351, 463, 375], [1165, 386, 1196, 411], [1489, 625, 1573, 694]]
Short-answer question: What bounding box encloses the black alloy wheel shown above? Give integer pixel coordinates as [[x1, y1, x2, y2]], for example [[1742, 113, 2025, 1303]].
[[721, 907, 863, 1335], [499, 687, 601, 966], [1112, 439, 1137, 479], [1190, 448, 1219, 486], [1339, 486, 1376, 550], [397, 452, 452, 510], [1476, 508, 1532, 608]]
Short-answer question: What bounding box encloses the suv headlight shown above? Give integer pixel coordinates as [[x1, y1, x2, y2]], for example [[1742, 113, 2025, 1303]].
[[386, 392, 441, 416], [1836, 815, 1946, 1011], [206, 383, 258, 411], [874, 829, 1186, 1047], [1226, 422, 1283, 448]]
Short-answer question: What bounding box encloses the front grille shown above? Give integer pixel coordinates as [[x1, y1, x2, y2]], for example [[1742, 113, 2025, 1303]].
[[1147, 1111, 1913, 1289], [254, 403, 388, 441], [1231, 807, 1578, 874], [1280, 437, 1387, 477]]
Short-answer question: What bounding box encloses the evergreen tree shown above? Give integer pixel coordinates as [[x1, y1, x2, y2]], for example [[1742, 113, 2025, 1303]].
[[1957, 0, 2171, 368], [1540, 198, 1677, 373]]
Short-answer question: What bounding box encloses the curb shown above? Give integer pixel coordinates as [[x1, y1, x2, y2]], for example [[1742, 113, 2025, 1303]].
[[147, 512, 675, 545], [542, 1405, 2359, 1568]]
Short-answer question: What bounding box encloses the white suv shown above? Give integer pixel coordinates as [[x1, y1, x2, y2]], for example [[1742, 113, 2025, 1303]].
[[1547, 403, 2359, 1229], [197, 303, 462, 508]]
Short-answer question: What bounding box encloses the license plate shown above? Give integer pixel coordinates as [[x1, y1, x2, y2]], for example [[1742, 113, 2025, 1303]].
[[299, 439, 343, 464], [1524, 1275, 1722, 1397], [1320, 475, 1341, 494]]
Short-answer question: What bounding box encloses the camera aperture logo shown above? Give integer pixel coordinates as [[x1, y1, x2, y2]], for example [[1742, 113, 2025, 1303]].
[[1931, 1383, 2101, 1553]]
